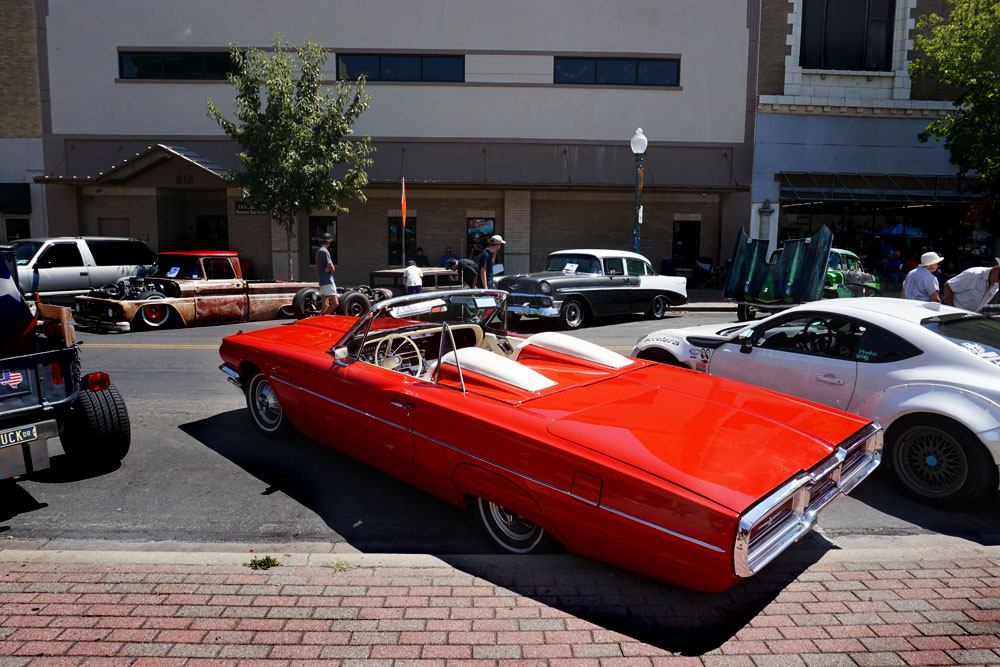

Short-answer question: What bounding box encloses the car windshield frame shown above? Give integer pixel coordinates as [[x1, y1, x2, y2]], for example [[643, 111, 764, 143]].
[[12, 240, 44, 265], [921, 313, 1000, 365], [337, 289, 510, 359], [544, 253, 602, 274], [147, 255, 204, 279]]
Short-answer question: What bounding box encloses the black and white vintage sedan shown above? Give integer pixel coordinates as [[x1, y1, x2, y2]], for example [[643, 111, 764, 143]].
[[497, 249, 687, 329]]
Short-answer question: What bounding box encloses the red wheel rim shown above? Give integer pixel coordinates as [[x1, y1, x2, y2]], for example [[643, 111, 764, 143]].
[[144, 304, 166, 323]]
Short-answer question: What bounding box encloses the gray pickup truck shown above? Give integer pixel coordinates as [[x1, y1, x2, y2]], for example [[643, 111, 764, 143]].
[[11, 236, 155, 300], [1, 245, 130, 480]]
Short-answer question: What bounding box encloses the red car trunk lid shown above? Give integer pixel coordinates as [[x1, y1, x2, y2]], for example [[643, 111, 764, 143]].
[[530, 368, 870, 513]]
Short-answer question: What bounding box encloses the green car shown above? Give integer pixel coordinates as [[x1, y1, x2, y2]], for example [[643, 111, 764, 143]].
[[724, 225, 881, 321]]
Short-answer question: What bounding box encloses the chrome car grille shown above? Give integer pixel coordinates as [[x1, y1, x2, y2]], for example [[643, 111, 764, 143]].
[[733, 422, 883, 578], [507, 293, 553, 308]]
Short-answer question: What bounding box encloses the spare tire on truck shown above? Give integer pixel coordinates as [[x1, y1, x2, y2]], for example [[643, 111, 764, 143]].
[[60, 382, 131, 465], [338, 290, 372, 317], [292, 287, 322, 319]]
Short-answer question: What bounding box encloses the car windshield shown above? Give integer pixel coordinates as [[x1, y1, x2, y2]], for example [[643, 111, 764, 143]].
[[923, 315, 1000, 366], [12, 241, 43, 265], [148, 255, 203, 279], [545, 254, 601, 273], [341, 290, 509, 360]]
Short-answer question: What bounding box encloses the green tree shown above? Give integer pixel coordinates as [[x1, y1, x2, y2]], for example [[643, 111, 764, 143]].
[[207, 34, 373, 279], [909, 0, 1000, 192]]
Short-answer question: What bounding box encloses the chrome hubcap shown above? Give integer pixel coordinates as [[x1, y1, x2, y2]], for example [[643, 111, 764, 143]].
[[487, 502, 540, 543], [253, 381, 282, 427], [564, 303, 582, 327]]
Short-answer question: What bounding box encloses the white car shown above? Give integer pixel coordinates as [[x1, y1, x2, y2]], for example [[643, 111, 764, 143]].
[[632, 297, 1000, 506]]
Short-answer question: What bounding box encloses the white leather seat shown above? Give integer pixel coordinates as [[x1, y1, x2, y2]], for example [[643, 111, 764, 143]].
[[512, 331, 634, 369], [439, 346, 556, 391]]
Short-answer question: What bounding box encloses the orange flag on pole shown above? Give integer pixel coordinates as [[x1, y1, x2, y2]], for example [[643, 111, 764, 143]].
[[401, 178, 407, 228]]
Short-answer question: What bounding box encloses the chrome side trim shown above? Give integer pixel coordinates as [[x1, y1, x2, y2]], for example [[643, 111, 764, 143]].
[[269, 375, 725, 554], [270, 376, 412, 434], [600, 503, 726, 552]]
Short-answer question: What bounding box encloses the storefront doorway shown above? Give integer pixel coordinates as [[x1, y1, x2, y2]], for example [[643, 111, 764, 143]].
[[196, 215, 229, 250]]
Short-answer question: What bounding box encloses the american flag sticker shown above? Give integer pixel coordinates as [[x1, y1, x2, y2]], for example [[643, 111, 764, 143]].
[[1, 369, 24, 389]]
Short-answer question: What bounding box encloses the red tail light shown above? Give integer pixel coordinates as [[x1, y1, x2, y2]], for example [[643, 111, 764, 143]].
[[50, 362, 63, 385], [85, 372, 110, 392]]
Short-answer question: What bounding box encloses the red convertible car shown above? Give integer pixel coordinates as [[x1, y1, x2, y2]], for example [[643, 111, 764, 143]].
[[218, 290, 882, 593]]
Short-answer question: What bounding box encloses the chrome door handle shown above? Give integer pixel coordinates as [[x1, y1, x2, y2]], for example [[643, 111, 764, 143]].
[[390, 400, 414, 410], [815, 375, 845, 385]]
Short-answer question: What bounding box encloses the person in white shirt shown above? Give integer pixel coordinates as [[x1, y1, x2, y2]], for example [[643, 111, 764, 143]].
[[944, 258, 1000, 312], [901, 251, 943, 303], [403, 259, 423, 294]]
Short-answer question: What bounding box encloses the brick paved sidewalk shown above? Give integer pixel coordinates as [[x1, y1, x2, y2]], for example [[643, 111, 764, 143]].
[[0, 548, 999, 666]]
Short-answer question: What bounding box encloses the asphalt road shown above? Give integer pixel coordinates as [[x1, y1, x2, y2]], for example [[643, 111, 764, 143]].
[[2, 308, 999, 555]]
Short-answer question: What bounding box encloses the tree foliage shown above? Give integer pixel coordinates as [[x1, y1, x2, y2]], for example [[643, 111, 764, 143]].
[[207, 34, 373, 278], [909, 0, 1000, 188]]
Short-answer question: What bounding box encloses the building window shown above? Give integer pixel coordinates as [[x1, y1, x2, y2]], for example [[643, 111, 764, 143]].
[[388, 216, 416, 266], [3, 217, 30, 242], [800, 0, 895, 71], [554, 57, 679, 86], [466, 218, 495, 260], [119, 51, 233, 80], [338, 54, 464, 82], [309, 216, 337, 265]]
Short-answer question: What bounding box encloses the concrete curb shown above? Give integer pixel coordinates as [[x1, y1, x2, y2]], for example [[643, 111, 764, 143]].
[[1, 533, 997, 567]]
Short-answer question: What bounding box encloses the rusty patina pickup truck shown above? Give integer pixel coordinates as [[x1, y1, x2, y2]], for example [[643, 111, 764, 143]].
[[72, 251, 315, 332]]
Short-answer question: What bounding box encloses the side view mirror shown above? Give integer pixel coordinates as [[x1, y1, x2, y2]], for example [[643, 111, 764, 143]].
[[739, 330, 755, 354], [332, 346, 349, 361]]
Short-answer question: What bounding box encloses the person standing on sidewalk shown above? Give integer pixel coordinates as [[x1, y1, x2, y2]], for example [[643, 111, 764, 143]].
[[900, 251, 942, 303], [403, 259, 423, 294], [478, 234, 504, 289], [943, 257, 1000, 312], [316, 232, 339, 315]]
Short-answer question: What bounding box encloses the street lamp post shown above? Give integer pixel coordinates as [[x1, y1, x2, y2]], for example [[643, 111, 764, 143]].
[[630, 128, 648, 253]]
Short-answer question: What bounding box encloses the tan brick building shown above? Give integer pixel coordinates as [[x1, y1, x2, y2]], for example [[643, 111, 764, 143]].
[[4, 0, 760, 286]]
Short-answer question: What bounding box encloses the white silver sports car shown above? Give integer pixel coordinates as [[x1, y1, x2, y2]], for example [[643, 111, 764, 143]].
[[632, 297, 1000, 506]]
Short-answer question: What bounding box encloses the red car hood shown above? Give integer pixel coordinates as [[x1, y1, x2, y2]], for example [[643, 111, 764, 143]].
[[527, 367, 871, 513], [222, 315, 356, 353]]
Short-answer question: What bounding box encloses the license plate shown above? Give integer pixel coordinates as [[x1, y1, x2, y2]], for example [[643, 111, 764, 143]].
[[0, 425, 38, 448]]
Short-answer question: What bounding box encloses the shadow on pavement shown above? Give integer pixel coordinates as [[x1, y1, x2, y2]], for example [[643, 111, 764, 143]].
[[179, 410, 491, 554], [0, 454, 121, 524], [442, 542, 821, 655], [848, 468, 1000, 545], [182, 410, 827, 653], [0, 481, 49, 523]]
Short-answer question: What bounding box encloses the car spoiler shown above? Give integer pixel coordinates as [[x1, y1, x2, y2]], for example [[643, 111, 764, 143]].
[[722, 225, 832, 305]]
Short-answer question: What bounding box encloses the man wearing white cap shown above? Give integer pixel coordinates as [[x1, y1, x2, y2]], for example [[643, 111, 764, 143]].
[[901, 251, 943, 303], [943, 258, 1000, 312], [478, 234, 505, 289]]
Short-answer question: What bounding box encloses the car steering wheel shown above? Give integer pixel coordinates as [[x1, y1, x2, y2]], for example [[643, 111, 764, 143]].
[[374, 335, 424, 376], [805, 331, 835, 353]]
